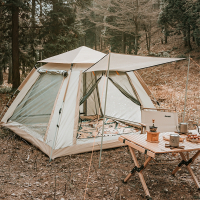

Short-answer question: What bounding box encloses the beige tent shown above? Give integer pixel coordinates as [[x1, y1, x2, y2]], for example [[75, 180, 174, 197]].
[[1, 47, 184, 159]]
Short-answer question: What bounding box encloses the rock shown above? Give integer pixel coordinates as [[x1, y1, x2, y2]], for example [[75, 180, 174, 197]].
[[164, 188, 168, 192]]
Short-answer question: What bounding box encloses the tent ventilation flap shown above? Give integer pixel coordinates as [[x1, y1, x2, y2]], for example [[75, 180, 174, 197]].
[[37, 69, 68, 76]]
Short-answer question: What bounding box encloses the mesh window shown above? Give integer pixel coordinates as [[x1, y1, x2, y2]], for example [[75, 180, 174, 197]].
[[9, 74, 63, 136]]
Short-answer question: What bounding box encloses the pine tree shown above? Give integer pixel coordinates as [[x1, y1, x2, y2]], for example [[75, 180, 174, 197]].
[[40, 0, 79, 58], [159, 0, 200, 49]]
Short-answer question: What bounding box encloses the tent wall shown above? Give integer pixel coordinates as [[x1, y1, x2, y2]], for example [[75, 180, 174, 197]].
[[86, 72, 100, 115], [109, 71, 138, 99], [9, 74, 64, 127], [73, 72, 82, 145], [133, 71, 152, 96], [98, 76, 141, 123], [44, 75, 70, 146], [1, 70, 40, 123], [51, 138, 125, 159], [79, 72, 102, 116], [127, 72, 155, 109], [54, 71, 81, 149], [2, 123, 52, 157]]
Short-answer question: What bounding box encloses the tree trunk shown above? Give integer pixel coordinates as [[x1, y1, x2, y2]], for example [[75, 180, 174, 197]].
[[40, 0, 42, 17], [8, 43, 12, 84], [164, 24, 168, 44], [134, 0, 139, 55], [187, 24, 192, 50], [84, 36, 86, 46], [122, 32, 126, 53], [0, 66, 3, 85], [99, 36, 102, 51], [12, 4, 20, 89], [32, 0, 35, 26], [147, 22, 151, 54], [146, 32, 150, 54], [183, 29, 187, 47], [134, 22, 138, 55], [0, 7, 3, 85], [94, 30, 96, 50], [31, 0, 36, 62]]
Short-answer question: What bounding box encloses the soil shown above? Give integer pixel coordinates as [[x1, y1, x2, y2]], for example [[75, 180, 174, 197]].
[[1, 37, 200, 200]]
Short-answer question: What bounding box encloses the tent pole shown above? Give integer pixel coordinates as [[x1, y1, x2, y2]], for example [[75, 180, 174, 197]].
[[99, 50, 111, 168], [183, 55, 190, 123]]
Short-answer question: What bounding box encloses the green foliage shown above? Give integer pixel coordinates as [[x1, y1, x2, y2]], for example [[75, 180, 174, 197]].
[[0, 86, 13, 94], [177, 54, 187, 58], [108, 30, 137, 54], [40, 1, 79, 58], [158, 0, 200, 48], [0, 0, 87, 80], [0, 0, 34, 73]]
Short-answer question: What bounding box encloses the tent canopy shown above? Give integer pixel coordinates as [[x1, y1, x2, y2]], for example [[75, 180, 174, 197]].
[[38, 46, 106, 64], [85, 52, 185, 72]]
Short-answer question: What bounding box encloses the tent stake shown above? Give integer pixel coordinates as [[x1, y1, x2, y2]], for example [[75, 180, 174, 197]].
[[99, 50, 111, 168], [183, 55, 190, 123]]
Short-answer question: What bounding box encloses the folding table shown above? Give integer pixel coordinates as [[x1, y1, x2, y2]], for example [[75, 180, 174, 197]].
[[118, 132, 200, 200]]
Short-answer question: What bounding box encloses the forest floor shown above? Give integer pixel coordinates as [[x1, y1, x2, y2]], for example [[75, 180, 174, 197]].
[[1, 34, 200, 199]]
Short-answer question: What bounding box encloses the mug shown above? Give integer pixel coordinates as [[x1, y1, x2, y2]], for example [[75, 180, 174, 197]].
[[170, 134, 180, 147]]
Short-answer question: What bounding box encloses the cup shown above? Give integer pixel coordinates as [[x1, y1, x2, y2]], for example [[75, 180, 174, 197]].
[[170, 134, 180, 147], [179, 123, 188, 134]]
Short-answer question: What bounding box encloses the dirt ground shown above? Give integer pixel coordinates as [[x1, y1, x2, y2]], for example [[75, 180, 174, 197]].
[[1, 39, 200, 199], [0, 127, 200, 200]]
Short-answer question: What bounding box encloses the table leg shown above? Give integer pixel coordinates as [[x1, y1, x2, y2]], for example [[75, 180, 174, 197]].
[[172, 150, 200, 189], [123, 146, 152, 198], [172, 150, 200, 176], [179, 152, 200, 188]]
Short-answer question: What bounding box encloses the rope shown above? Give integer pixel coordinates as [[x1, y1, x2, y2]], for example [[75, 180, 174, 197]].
[[83, 73, 107, 200]]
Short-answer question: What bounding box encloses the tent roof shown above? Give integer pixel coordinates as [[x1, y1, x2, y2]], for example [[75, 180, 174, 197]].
[[38, 46, 106, 64], [85, 52, 185, 72]]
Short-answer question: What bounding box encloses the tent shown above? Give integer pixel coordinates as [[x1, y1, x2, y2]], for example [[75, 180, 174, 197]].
[[1, 47, 184, 159]]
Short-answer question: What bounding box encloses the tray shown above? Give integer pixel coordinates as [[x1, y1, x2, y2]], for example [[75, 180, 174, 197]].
[[186, 137, 200, 143]]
